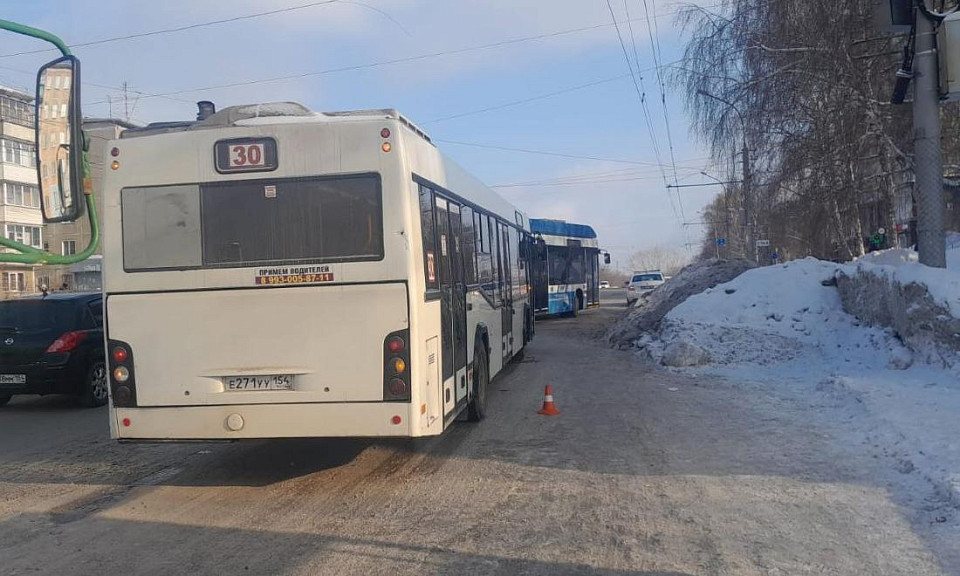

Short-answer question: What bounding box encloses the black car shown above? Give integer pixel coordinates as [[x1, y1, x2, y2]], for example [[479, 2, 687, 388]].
[[0, 292, 106, 407]]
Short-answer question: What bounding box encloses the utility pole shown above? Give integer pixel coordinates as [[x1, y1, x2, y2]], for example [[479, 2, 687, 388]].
[[123, 82, 130, 122], [742, 143, 753, 263], [696, 89, 752, 262], [913, 6, 947, 267]]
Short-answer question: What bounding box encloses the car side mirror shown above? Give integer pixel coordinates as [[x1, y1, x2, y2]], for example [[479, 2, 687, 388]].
[[36, 54, 84, 223]]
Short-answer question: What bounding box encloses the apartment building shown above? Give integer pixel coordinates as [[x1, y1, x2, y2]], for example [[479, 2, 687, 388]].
[[42, 117, 136, 292], [0, 85, 41, 296]]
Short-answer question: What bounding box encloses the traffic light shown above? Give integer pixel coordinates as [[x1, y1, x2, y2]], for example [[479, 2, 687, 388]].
[[872, 0, 914, 35]]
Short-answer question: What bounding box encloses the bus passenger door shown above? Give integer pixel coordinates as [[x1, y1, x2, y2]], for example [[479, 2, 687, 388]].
[[532, 238, 548, 313], [499, 223, 513, 360], [447, 202, 469, 405], [434, 197, 468, 418]]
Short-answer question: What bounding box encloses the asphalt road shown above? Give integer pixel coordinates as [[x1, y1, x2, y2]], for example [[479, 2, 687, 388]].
[[600, 287, 628, 309], [0, 305, 950, 575]]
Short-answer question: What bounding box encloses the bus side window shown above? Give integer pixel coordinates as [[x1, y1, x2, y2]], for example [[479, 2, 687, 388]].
[[419, 185, 439, 293], [517, 230, 525, 270], [461, 205, 477, 285], [488, 215, 500, 305], [475, 212, 492, 299], [511, 228, 523, 298]]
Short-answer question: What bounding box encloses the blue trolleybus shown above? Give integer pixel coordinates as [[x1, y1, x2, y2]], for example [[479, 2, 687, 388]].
[[530, 219, 604, 317]]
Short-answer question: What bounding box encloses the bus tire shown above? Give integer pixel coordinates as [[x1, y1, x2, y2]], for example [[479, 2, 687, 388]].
[[466, 344, 489, 422], [570, 294, 580, 318], [523, 306, 533, 344]]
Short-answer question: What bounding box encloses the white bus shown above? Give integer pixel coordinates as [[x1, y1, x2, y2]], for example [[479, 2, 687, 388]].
[[101, 103, 534, 440]]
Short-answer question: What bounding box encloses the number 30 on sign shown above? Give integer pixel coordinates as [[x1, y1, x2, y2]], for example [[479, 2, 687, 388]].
[[231, 143, 264, 168], [214, 138, 278, 174]]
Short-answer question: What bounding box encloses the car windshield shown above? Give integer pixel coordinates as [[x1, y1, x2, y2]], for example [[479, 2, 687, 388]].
[[0, 300, 75, 332], [633, 274, 663, 283]]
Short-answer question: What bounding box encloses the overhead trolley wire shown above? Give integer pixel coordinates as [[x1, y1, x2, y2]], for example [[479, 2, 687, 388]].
[[641, 0, 685, 222], [604, 0, 681, 225], [0, 1, 345, 58]]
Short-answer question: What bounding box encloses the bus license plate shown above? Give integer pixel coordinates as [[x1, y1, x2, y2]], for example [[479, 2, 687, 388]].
[[0, 374, 25, 385], [225, 375, 293, 391]]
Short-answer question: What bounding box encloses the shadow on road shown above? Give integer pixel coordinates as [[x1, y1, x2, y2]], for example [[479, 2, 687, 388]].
[[0, 514, 696, 576], [2, 394, 91, 412]]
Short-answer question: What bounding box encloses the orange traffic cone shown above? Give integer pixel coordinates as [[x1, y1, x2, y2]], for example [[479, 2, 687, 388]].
[[538, 385, 560, 416]]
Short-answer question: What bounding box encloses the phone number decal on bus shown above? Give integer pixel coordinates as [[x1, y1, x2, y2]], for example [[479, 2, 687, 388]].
[[255, 265, 334, 286]]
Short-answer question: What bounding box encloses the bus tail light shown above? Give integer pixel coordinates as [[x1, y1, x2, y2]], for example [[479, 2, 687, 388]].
[[388, 336, 405, 354], [108, 339, 138, 408], [383, 329, 411, 402], [388, 378, 407, 396], [113, 366, 130, 383], [112, 346, 128, 363]]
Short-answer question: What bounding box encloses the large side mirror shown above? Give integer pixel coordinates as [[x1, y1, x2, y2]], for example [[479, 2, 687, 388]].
[[36, 55, 83, 223], [603, 253, 611, 265]]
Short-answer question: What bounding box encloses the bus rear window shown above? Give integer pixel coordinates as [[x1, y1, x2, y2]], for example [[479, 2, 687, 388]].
[[122, 174, 383, 271]]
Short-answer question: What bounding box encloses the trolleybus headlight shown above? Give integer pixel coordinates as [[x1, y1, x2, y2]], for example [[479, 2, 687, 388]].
[[112, 346, 128, 363], [388, 378, 407, 396], [387, 336, 405, 354], [392, 358, 406, 374], [113, 366, 130, 383]]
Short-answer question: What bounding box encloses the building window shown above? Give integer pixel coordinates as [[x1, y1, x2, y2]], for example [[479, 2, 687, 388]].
[[3, 182, 40, 208], [2, 272, 26, 292], [62, 240, 77, 256], [0, 95, 35, 127], [1, 139, 36, 168], [6, 224, 42, 248]]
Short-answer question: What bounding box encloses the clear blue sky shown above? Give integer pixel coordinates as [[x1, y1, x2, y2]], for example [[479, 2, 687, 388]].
[[1, 0, 722, 267]]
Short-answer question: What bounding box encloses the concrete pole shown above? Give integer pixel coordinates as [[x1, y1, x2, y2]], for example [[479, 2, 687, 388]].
[[914, 8, 947, 267], [742, 143, 753, 262]]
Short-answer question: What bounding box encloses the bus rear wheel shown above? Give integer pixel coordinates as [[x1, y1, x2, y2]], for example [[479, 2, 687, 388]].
[[569, 293, 581, 318], [466, 344, 489, 422]]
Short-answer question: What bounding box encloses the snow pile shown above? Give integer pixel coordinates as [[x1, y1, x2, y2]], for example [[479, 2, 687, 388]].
[[852, 232, 960, 317], [605, 258, 755, 348], [636, 255, 960, 515], [643, 258, 913, 369]]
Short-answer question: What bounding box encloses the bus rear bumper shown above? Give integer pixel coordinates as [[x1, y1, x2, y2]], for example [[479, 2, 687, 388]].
[[112, 402, 416, 440]]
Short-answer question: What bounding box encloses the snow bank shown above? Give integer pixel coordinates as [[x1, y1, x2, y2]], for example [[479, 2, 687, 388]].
[[647, 258, 912, 370], [605, 259, 755, 348], [853, 232, 960, 317], [837, 265, 960, 366], [626, 249, 960, 517]]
